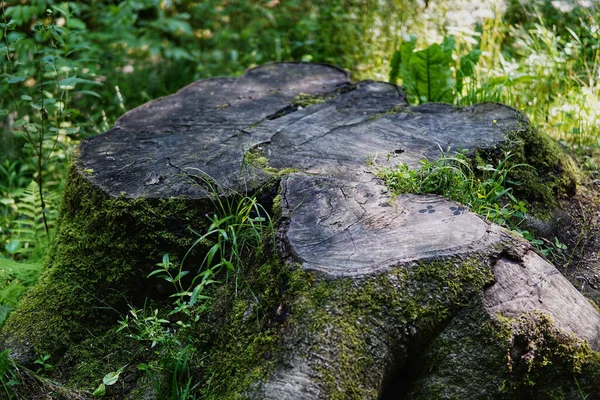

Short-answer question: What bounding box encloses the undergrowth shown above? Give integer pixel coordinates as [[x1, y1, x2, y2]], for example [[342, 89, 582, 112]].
[[105, 183, 275, 399]]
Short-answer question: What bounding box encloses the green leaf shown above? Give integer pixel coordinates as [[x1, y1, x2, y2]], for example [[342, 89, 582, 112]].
[[173, 270, 189, 283], [12, 119, 26, 128], [189, 283, 204, 306], [392, 36, 417, 92], [76, 90, 102, 98], [440, 35, 456, 64], [103, 366, 125, 386], [389, 50, 402, 84], [7, 75, 28, 84], [59, 76, 102, 90], [409, 42, 454, 103], [457, 49, 482, 93], [0, 109, 9, 116], [66, 18, 86, 30], [20, 95, 32, 101], [0, 304, 12, 326], [92, 383, 106, 396]]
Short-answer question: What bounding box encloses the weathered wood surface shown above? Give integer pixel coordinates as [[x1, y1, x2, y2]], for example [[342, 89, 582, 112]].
[[80, 64, 518, 198], [281, 175, 500, 277], [80, 63, 352, 198], [3, 63, 600, 399], [485, 251, 600, 349]]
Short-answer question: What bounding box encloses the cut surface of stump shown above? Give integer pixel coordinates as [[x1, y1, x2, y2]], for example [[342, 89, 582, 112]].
[[2, 63, 599, 400]]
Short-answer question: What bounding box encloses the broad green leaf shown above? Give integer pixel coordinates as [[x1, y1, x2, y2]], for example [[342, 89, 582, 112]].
[[20, 95, 32, 101], [103, 366, 125, 385], [390, 36, 416, 87], [12, 119, 26, 128], [457, 49, 482, 93], [0, 109, 9, 116], [7, 75, 28, 84], [92, 383, 106, 396], [67, 18, 86, 30], [440, 35, 456, 64], [409, 43, 454, 103], [389, 50, 402, 84]]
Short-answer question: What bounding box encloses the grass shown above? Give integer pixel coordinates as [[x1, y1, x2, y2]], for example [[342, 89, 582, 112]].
[[374, 149, 529, 228]]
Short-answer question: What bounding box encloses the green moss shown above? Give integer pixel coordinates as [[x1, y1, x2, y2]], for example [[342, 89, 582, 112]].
[[267, 256, 497, 399], [366, 105, 408, 121], [410, 306, 600, 400], [243, 146, 297, 176], [58, 328, 144, 392], [497, 311, 600, 399], [2, 166, 210, 358], [199, 257, 292, 399], [290, 92, 333, 108], [475, 117, 578, 220]]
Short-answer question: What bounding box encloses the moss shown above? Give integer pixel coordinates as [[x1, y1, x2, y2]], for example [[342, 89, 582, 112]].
[[58, 328, 144, 393], [242, 146, 297, 176], [475, 117, 578, 220], [409, 307, 600, 400], [366, 105, 408, 121], [267, 256, 497, 399], [199, 257, 293, 399], [497, 311, 600, 399], [2, 166, 210, 359]]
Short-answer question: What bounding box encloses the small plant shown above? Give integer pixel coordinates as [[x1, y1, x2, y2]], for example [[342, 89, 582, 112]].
[[92, 365, 126, 397], [33, 353, 52, 374], [375, 148, 530, 228], [115, 186, 274, 399], [389, 35, 483, 105]]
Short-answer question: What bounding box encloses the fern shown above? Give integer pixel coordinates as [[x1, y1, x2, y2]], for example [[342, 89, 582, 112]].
[[0, 258, 41, 325], [7, 180, 57, 260]]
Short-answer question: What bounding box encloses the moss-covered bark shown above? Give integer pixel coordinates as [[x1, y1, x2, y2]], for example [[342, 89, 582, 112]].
[[194, 251, 500, 399], [2, 166, 210, 358], [410, 307, 600, 400]]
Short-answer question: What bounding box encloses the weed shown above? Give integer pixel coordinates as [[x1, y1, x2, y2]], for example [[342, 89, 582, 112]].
[[114, 183, 274, 398], [376, 148, 529, 228]]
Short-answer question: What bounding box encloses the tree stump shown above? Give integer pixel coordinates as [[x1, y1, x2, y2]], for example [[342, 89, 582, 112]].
[[3, 63, 599, 399]]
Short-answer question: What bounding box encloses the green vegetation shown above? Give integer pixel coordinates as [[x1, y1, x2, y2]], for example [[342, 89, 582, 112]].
[[375, 149, 529, 227], [373, 146, 573, 259], [1, 0, 600, 397], [389, 35, 482, 104]]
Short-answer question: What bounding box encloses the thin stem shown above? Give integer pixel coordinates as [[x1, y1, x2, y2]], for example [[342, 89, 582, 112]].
[[33, 28, 49, 236]]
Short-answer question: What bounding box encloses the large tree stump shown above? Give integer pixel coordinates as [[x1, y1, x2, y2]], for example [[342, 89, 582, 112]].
[[3, 63, 599, 399]]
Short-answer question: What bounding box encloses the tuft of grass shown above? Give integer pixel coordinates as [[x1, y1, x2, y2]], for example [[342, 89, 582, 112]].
[[375, 148, 529, 228]]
